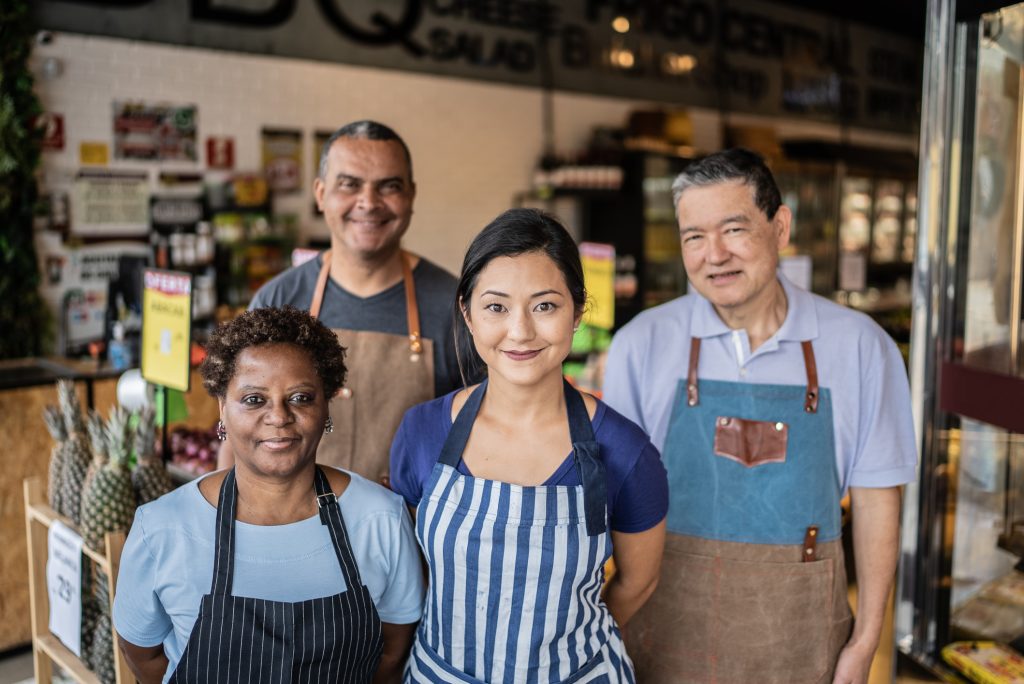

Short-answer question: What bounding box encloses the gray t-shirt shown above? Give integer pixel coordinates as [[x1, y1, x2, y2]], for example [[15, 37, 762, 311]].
[[249, 253, 463, 397]]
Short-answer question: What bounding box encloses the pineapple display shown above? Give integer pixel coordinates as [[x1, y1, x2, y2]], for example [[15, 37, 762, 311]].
[[131, 406, 172, 505], [57, 379, 91, 526], [42, 405, 67, 515], [80, 407, 137, 552]]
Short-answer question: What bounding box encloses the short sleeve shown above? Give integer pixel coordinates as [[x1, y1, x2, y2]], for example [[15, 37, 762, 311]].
[[603, 330, 649, 434], [610, 441, 669, 533], [847, 333, 918, 489], [112, 508, 172, 647], [389, 414, 425, 508], [372, 505, 426, 624]]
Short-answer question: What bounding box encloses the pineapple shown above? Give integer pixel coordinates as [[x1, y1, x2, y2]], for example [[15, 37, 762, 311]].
[[131, 407, 172, 505], [57, 379, 91, 526], [42, 405, 67, 515], [80, 407, 137, 552], [87, 571, 116, 684], [84, 410, 108, 493]]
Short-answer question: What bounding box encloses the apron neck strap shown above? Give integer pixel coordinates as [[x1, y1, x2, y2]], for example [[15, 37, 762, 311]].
[[686, 337, 820, 413], [310, 249, 422, 356], [210, 469, 240, 596], [686, 338, 701, 406], [801, 341, 819, 413], [313, 466, 365, 589], [436, 377, 607, 536]]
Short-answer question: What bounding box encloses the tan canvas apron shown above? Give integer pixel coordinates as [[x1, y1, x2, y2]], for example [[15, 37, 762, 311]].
[[626, 338, 852, 684], [309, 250, 435, 483]]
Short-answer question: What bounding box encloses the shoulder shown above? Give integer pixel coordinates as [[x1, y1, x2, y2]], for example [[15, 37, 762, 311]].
[[400, 390, 457, 430], [609, 296, 694, 365], [411, 255, 458, 293], [335, 469, 410, 523], [250, 256, 322, 309], [132, 479, 211, 541], [807, 292, 901, 359], [594, 400, 657, 453]]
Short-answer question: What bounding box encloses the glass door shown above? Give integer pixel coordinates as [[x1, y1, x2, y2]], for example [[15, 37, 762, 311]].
[[898, 1, 1024, 675]]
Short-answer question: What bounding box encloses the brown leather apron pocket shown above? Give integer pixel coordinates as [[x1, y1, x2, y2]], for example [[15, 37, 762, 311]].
[[713, 416, 788, 467], [628, 545, 839, 684]]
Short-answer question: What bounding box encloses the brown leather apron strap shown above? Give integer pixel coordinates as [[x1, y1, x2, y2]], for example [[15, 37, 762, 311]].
[[801, 341, 819, 413], [309, 249, 422, 358], [687, 337, 701, 406], [401, 251, 423, 358], [310, 249, 332, 319], [802, 524, 819, 562]]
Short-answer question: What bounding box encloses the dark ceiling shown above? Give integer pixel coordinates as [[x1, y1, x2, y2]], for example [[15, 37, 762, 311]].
[[767, 0, 928, 40]]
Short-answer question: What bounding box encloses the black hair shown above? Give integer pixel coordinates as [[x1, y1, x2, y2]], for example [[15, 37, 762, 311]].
[[200, 306, 346, 399], [317, 119, 414, 183], [453, 208, 586, 385], [672, 147, 782, 219]]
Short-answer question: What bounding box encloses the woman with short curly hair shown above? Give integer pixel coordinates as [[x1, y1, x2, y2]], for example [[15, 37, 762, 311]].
[[114, 306, 424, 684]]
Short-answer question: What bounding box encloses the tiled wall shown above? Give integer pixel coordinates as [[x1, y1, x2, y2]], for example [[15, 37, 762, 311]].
[[30, 32, 915, 273]]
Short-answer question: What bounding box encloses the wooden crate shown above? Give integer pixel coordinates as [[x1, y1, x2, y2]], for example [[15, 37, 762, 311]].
[[23, 477, 132, 684]]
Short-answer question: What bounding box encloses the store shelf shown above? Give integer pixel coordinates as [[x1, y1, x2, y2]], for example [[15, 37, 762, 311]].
[[23, 478, 131, 684]]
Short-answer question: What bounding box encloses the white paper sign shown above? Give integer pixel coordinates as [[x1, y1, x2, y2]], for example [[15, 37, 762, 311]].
[[839, 251, 868, 292], [47, 521, 83, 656]]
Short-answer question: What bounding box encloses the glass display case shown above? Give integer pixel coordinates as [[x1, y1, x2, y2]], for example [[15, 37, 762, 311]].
[[898, 1, 1024, 679]]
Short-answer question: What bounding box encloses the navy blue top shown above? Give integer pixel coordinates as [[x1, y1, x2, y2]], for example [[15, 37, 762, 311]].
[[390, 389, 669, 534]]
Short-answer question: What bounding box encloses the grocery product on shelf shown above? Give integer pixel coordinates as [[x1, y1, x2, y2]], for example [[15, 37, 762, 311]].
[[166, 424, 220, 478], [84, 410, 108, 492], [942, 641, 1024, 684]]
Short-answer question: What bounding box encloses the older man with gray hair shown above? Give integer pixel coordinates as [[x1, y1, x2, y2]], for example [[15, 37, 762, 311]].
[[219, 120, 462, 484], [604, 148, 916, 684]]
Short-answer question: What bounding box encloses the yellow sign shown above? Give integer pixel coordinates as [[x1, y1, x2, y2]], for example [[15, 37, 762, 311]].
[[580, 242, 615, 331], [79, 141, 109, 166], [141, 269, 192, 391]]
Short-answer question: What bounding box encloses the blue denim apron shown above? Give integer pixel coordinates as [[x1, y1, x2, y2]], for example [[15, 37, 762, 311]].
[[627, 338, 852, 684]]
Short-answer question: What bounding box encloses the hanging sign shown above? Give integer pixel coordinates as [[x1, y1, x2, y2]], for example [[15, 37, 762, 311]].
[[47, 521, 84, 657], [580, 242, 616, 331], [142, 269, 193, 392]]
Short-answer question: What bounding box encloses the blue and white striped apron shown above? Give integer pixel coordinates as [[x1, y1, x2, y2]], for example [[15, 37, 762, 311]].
[[405, 379, 636, 684]]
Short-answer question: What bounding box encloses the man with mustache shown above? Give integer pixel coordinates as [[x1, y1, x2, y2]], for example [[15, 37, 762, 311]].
[[220, 120, 462, 485], [603, 148, 916, 684]]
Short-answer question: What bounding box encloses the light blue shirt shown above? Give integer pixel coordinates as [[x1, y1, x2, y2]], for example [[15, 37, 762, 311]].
[[113, 470, 425, 682], [603, 274, 917, 494]]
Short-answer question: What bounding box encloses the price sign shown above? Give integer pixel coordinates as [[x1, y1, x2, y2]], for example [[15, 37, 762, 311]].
[[47, 521, 84, 656], [142, 269, 193, 392], [580, 242, 616, 331]]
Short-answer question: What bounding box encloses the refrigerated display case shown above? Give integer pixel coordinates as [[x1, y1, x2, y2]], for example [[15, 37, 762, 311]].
[[899, 1, 1024, 679]]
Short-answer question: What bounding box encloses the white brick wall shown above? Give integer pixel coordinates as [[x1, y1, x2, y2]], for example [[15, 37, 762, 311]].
[[31, 32, 914, 273]]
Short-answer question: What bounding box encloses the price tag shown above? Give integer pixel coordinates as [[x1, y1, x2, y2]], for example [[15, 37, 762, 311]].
[[47, 521, 83, 656]]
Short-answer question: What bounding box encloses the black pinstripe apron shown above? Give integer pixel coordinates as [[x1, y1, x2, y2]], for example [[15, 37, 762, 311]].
[[169, 467, 383, 683]]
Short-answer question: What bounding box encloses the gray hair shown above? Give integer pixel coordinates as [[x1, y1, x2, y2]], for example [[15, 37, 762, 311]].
[[317, 120, 414, 183], [671, 148, 782, 219]]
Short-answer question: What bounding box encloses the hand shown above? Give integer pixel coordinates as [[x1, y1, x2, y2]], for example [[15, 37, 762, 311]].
[[831, 640, 876, 684]]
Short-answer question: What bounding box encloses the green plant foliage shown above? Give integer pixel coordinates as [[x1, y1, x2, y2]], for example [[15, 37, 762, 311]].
[[0, 0, 49, 358]]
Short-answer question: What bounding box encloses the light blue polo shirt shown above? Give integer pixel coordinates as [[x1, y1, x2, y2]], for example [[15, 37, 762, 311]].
[[603, 274, 917, 494], [113, 470, 425, 683]]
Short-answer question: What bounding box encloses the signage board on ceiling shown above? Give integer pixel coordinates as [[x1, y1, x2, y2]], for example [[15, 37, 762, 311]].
[[33, 0, 921, 133]]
